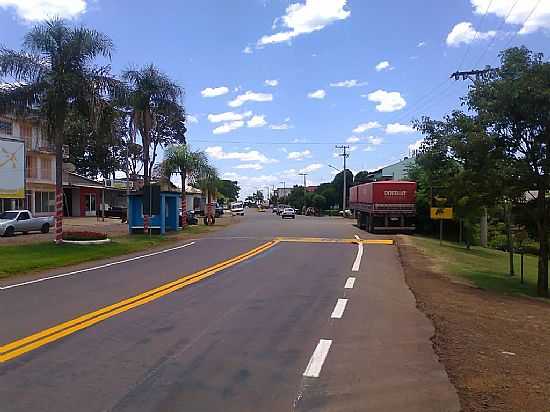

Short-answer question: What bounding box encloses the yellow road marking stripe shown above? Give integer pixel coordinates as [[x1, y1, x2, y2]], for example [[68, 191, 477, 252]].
[[275, 237, 393, 245], [364, 239, 394, 245], [0, 240, 279, 363]]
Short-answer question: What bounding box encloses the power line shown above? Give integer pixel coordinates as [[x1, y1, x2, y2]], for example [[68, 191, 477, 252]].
[[497, 0, 543, 61], [473, 0, 521, 68], [456, 0, 495, 71]]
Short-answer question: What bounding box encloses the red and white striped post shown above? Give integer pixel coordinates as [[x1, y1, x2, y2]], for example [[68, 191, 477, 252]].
[[55, 187, 63, 244], [143, 214, 149, 234], [181, 194, 187, 228]]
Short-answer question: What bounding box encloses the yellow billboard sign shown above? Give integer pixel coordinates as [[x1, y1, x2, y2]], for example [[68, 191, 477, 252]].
[[0, 138, 25, 198], [430, 207, 453, 220]]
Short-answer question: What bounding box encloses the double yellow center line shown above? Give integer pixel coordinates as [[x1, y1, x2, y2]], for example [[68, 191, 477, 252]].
[[0, 236, 393, 363], [0, 240, 279, 363]]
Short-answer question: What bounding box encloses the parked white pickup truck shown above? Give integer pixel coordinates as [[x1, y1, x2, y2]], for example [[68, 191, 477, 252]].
[[0, 210, 54, 237]]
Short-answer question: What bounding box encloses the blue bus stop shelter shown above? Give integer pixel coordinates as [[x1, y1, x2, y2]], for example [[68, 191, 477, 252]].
[[128, 191, 180, 234]]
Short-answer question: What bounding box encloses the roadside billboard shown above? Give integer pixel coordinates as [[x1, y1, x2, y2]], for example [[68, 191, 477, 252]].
[[0, 138, 25, 198]]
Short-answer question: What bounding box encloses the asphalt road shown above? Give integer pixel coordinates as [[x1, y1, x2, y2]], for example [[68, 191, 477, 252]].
[[0, 210, 459, 411]]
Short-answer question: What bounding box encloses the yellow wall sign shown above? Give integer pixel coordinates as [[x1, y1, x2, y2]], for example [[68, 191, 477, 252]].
[[430, 207, 453, 220]]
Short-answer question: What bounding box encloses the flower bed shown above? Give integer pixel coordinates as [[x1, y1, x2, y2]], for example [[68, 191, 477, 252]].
[[62, 231, 108, 241]]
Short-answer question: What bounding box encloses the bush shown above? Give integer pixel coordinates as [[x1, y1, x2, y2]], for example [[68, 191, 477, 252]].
[[62, 231, 108, 241]]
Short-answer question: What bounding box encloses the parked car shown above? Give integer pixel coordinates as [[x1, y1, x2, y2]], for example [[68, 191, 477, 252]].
[[0, 210, 54, 237], [230, 201, 245, 216], [215, 202, 224, 217], [281, 207, 296, 219], [179, 210, 198, 226]]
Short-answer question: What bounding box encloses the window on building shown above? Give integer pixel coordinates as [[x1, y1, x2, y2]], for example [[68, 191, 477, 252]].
[[26, 155, 37, 178], [25, 190, 32, 211], [0, 120, 13, 135], [40, 158, 52, 180], [35, 191, 55, 213], [20, 123, 32, 138], [85, 193, 96, 213]]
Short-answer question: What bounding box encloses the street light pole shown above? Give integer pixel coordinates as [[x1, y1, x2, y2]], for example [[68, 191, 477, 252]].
[[298, 173, 308, 188], [335, 145, 350, 212]]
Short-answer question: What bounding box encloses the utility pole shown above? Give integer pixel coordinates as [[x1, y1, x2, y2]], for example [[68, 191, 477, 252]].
[[335, 145, 350, 212], [451, 66, 496, 248], [298, 173, 308, 188]]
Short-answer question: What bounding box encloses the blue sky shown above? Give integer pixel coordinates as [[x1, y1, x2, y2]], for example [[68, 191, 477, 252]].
[[1, 0, 549, 197]]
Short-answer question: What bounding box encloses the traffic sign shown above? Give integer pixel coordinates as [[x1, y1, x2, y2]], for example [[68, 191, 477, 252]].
[[430, 207, 453, 220]]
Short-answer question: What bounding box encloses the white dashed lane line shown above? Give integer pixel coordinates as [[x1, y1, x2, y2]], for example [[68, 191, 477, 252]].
[[352, 241, 363, 272], [344, 277, 356, 289], [303, 339, 333, 378], [330, 298, 348, 319]]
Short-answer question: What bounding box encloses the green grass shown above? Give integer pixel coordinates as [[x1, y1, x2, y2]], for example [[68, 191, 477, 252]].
[[0, 225, 212, 279], [409, 235, 541, 297]]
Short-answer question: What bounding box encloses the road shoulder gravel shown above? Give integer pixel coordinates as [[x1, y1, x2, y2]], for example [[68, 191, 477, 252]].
[[398, 235, 550, 412]]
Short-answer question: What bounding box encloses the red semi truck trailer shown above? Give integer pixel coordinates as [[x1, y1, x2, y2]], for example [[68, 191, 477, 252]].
[[349, 181, 417, 233]]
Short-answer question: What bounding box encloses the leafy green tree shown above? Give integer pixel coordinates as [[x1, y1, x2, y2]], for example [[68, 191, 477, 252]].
[[122, 65, 183, 186], [354, 171, 371, 185], [312, 194, 327, 210], [316, 183, 338, 208], [332, 169, 354, 209], [197, 165, 219, 224], [0, 19, 116, 243], [162, 145, 207, 226], [288, 186, 305, 210], [217, 180, 240, 203], [467, 47, 550, 297]]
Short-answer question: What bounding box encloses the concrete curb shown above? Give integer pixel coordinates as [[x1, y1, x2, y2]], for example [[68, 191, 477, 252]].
[[60, 238, 112, 245]]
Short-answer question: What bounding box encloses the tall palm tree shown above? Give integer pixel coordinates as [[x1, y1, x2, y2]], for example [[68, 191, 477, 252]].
[[198, 165, 219, 225], [122, 64, 182, 231], [0, 19, 115, 244], [162, 145, 207, 227]]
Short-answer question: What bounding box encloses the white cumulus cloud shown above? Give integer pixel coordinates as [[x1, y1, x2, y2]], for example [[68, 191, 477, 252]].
[[206, 146, 278, 164], [265, 79, 279, 87], [346, 136, 361, 143], [385, 123, 415, 134], [367, 90, 407, 112], [471, 0, 550, 35], [375, 61, 393, 71], [247, 115, 267, 128], [257, 0, 351, 46], [329, 79, 367, 88], [229, 91, 273, 107], [417, 41, 427, 47], [269, 123, 290, 130], [307, 89, 326, 99], [446, 22, 496, 47], [367, 136, 383, 145], [243, 46, 253, 54], [234, 163, 263, 170], [201, 86, 230, 98], [0, 0, 87, 21], [287, 149, 312, 160], [213, 121, 245, 135], [187, 115, 199, 124], [208, 111, 252, 123], [300, 163, 323, 173], [353, 121, 382, 133]]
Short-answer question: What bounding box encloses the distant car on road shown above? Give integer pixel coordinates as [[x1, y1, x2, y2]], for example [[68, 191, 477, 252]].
[[0, 210, 54, 237], [281, 207, 296, 219], [231, 201, 245, 216]]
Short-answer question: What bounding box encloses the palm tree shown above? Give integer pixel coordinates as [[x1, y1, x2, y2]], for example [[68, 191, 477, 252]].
[[0, 19, 115, 244], [122, 64, 182, 231], [162, 145, 207, 227], [198, 165, 219, 225]]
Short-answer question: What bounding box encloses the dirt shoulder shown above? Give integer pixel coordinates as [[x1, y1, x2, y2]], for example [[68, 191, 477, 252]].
[[397, 235, 550, 412]]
